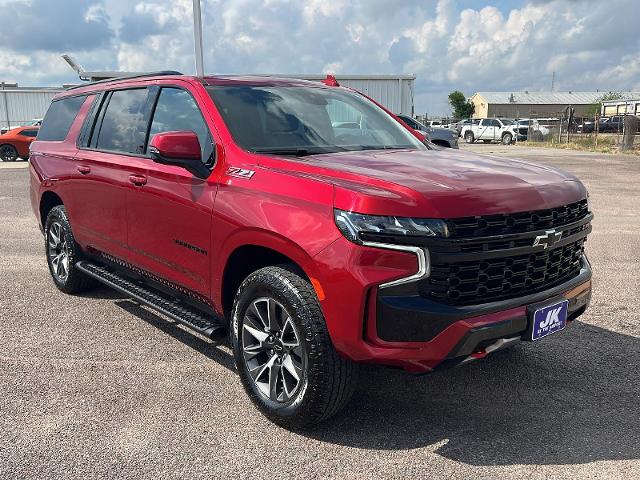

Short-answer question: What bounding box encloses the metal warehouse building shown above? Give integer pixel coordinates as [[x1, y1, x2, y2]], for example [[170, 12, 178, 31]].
[[602, 98, 640, 117], [1, 73, 415, 131], [77, 67, 417, 116], [295, 75, 415, 115], [0, 84, 63, 131], [470, 91, 640, 118]]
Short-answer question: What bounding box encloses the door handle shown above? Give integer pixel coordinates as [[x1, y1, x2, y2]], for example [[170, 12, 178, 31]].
[[77, 165, 91, 175], [128, 174, 147, 186]]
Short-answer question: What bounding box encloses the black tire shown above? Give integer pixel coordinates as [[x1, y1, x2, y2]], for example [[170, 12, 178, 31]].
[[231, 265, 358, 428], [44, 205, 96, 294], [464, 131, 475, 143], [502, 133, 513, 145], [0, 144, 18, 162]]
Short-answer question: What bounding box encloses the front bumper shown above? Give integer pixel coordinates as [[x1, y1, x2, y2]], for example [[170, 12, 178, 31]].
[[313, 234, 592, 374]]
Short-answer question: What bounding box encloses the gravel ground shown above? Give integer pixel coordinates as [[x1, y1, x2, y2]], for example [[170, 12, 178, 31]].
[[1, 148, 639, 479]]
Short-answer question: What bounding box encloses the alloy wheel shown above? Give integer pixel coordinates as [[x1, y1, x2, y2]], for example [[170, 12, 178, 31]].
[[47, 221, 70, 282], [241, 297, 306, 403], [0, 145, 17, 162]]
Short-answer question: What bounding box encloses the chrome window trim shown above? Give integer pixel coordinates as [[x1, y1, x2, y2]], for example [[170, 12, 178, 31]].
[[361, 241, 430, 289]]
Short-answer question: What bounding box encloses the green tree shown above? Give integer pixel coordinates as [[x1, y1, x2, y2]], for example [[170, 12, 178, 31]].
[[448, 90, 474, 119], [586, 92, 625, 117]]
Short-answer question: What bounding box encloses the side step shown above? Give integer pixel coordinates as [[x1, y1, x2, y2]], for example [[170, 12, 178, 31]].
[[76, 261, 226, 342]]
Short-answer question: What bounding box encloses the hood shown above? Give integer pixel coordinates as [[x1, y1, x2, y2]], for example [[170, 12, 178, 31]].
[[258, 148, 587, 218]]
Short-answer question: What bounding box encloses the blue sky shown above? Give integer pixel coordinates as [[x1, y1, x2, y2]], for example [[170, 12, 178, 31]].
[[0, 0, 638, 115]]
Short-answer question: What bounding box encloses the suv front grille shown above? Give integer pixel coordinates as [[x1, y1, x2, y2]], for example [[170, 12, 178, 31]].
[[444, 199, 589, 238], [412, 200, 592, 306], [420, 238, 586, 306]]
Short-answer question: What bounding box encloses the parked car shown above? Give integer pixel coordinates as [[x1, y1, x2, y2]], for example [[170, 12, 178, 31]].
[[455, 118, 476, 136], [460, 118, 524, 144], [30, 73, 592, 428], [577, 116, 624, 134], [1, 118, 42, 135], [515, 119, 552, 141], [396, 114, 459, 148], [0, 125, 38, 161]]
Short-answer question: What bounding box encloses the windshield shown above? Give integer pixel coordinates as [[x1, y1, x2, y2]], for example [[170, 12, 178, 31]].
[[500, 119, 514, 125], [207, 85, 425, 155]]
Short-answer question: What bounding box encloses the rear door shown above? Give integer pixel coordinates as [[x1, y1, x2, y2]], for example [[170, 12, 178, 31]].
[[125, 84, 216, 297], [72, 87, 155, 259], [477, 119, 494, 139]]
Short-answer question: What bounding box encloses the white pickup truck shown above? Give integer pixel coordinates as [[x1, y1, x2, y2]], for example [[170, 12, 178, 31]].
[[461, 118, 523, 145]]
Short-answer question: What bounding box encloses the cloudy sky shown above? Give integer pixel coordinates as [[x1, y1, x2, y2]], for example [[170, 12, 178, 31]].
[[1, 0, 638, 115]]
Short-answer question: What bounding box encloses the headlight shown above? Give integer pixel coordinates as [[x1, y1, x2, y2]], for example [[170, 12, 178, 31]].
[[334, 209, 448, 244]]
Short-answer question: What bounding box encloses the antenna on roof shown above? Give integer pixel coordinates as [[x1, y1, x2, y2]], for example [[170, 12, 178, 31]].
[[62, 54, 90, 81], [192, 0, 205, 78]]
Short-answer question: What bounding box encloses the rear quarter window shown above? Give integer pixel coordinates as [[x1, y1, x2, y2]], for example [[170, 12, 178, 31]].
[[38, 95, 87, 141]]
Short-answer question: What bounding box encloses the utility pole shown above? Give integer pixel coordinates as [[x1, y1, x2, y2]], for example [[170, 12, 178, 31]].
[[1, 82, 11, 131], [551, 71, 555, 92], [192, 0, 205, 78]]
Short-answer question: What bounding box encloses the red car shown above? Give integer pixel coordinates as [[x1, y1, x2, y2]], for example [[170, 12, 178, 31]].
[[30, 73, 592, 428], [0, 126, 39, 161]]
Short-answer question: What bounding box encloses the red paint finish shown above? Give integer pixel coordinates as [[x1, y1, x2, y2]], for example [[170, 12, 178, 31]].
[[30, 75, 591, 372], [149, 131, 201, 159]]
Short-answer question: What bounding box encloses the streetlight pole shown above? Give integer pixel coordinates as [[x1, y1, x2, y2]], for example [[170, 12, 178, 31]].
[[192, 0, 205, 78]]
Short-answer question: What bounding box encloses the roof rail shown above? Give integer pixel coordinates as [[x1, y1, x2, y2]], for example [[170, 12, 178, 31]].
[[64, 71, 183, 91]]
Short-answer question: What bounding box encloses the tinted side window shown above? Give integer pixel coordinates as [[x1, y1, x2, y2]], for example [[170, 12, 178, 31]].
[[95, 89, 149, 154], [149, 88, 213, 165], [38, 95, 87, 141], [21, 129, 39, 137]]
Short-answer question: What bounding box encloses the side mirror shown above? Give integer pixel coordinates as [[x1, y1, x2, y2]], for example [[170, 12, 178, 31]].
[[148, 131, 210, 179]]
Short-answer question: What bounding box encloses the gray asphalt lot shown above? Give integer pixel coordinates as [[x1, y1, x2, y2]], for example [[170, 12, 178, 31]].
[[1, 146, 639, 479]]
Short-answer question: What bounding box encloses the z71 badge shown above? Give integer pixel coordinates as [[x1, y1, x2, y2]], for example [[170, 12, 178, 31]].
[[226, 167, 255, 179]]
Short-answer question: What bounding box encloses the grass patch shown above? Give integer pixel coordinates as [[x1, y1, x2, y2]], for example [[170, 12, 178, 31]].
[[517, 136, 639, 155]]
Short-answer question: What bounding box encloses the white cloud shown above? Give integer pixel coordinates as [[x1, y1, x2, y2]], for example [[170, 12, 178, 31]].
[[0, 0, 638, 115]]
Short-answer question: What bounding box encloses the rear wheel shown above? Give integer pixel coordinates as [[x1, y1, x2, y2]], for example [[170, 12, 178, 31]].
[[464, 131, 475, 143], [0, 144, 18, 162], [45, 205, 96, 293], [231, 265, 358, 428]]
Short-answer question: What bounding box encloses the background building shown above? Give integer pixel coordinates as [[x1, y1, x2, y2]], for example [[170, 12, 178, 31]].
[[469, 91, 640, 118], [602, 98, 640, 117], [294, 75, 415, 115], [0, 84, 64, 131]]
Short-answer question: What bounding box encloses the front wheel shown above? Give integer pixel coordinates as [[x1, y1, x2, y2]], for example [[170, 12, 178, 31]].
[[502, 133, 513, 145], [231, 265, 358, 428]]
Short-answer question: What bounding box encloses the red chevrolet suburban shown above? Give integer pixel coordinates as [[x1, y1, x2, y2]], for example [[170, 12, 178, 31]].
[[30, 73, 592, 428]]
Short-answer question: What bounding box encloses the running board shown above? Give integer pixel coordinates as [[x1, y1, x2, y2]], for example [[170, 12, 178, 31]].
[[76, 261, 226, 342]]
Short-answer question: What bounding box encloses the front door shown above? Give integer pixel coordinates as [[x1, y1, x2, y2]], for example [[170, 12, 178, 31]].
[[125, 86, 216, 298]]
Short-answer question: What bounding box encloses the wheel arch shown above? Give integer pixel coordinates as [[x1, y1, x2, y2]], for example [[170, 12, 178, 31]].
[[217, 232, 324, 319], [40, 190, 64, 228]]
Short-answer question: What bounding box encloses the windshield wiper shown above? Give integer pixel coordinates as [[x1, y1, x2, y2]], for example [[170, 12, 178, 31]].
[[252, 147, 316, 157], [349, 145, 417, 151]]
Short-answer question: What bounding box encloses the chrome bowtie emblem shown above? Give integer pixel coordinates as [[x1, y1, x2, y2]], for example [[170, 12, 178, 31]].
[[533, 229, 563, 249]]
